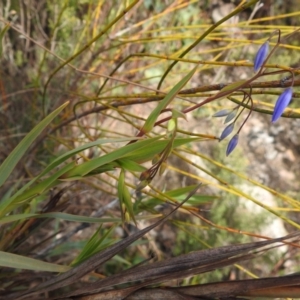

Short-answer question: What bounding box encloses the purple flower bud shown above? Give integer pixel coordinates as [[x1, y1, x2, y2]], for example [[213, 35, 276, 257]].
[[226, 134, 239, 156], [219, 123, 234, 141], [254, 41, 269, 72], [271, 88, 293, 123], [212, 109, 231, 118]]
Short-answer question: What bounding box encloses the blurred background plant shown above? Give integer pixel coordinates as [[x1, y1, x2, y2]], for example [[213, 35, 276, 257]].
[[1, 0, 300, 299]]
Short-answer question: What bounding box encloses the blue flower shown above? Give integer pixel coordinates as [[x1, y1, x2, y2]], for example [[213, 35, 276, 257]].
[[226, 134, 239, 156], [219, 123, 234, 141], [272, 88, 293, 123], [254, 42, 269, 72]]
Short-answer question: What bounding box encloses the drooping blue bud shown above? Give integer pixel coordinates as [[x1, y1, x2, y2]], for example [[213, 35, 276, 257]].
[[226, 134, 239, 156], [212, 109, 231, 118], [271, 88, 293, 123], [219, 123, 234, 141], [254, 41, 269, 72]]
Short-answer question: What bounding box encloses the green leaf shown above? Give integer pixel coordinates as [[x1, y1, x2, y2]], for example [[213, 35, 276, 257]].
[[71, 225, 116, 266], [81, 162, 118, 177], [40, 137, 140, 177], [118, 169, 136, 224], [0, 251, 71, 272], [111, 254, 132, 266], [60, 137, 197, 180], [0, 212, 121, 224], [1, 138, 139, 213], [220, 80, 247, 92], [141, 65, 198, 133], [60, 136, 163, 179], [163, 185, 201, 197], [175, 194, 218, 205], [140, 185, 218, 209], [71, 225, 104, 266], [123, 137, 198, 163], [116, 159, 147, 172], [0, 161, 76, 218], [172, 109, 187, 120], [0, 212, 157, 225], [0, 101, 69, 189], [122, 182, 135, 224], [167, 119, 176, 132], [0, 24, 9, 57], [118, 169, 126, 223]]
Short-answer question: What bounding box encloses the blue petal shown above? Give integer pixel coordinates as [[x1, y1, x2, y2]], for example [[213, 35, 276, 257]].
[[226, 134, 239, 156], [219, 123, 234, 141], [271, 88, 293, 123], [254, 42, 269, 72]]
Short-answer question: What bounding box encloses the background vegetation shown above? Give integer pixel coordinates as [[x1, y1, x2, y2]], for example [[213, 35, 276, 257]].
[[1, 0, 300, 299]]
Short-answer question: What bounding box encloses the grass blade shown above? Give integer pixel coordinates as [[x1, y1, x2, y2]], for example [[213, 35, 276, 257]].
[[0, 24, 9, 57], [40, 137, 141, 177], [0, 212, 121, 225], [0, 101, 69, 189], [141, 65, 198, 134], [0, 251, 71, 272], [0, 161, 75, 218], [60, 137, 197, 179], [60, 136, 163, 179]]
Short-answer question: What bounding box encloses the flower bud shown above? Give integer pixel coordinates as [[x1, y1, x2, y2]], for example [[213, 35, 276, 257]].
[[219, 123, 234, 141], [226, 134, 239, 156], [271, 88, 293, 123], [254, 41, 269, 72], [212, 109, 231, 118], [224, 109, 238, 124]]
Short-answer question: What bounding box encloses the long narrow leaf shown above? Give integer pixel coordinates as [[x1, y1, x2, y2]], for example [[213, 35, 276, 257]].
[[40, 137, 141, 177], [0, 161, 76, 218], [0, 138, 139, 216], [60, 136, 163, 179], [0, 101, 69, 189], [0, 24, 9, 57], [0, 251, 71, 272], [121, 138, 199, 163], [141, 65, 198, 134], [0, 212, 158, 225], [71, 225, 116, 267], [0, 212, 120, 225], [60, 137, 198, 179]]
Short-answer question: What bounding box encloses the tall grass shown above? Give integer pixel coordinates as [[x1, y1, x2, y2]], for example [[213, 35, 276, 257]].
[[1, 0, 300, 298]]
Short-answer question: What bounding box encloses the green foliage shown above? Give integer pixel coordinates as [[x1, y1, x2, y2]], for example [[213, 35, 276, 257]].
[[141, 64, 198, 134], [1, 0, 300, 298], [71, 224, 116, 266], [0, 24, 9, 58], [0, 251, 70, 272], [0, 102, 69, 189]]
